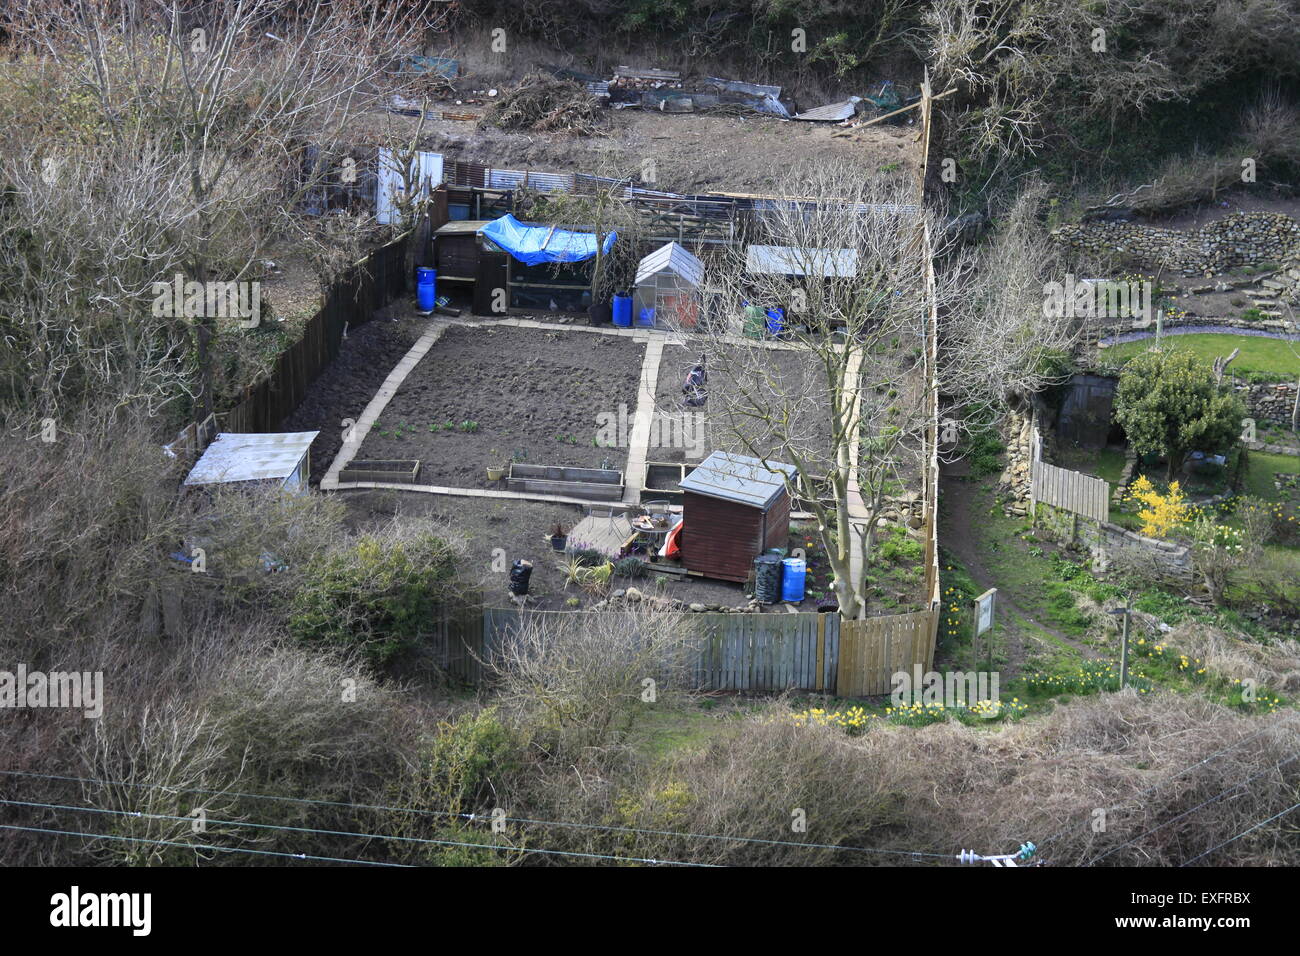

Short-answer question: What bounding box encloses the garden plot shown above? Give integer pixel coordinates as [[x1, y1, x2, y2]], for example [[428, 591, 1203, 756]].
[[649, 341, 834, 464], [356, 324, 646, 489]]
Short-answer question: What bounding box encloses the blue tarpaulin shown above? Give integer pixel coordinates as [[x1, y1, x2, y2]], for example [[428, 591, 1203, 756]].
[[481, 214, 617, 266]]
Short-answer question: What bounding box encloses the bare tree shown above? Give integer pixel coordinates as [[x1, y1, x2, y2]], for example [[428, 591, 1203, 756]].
[[3, 0, 430, 417], [484, 604, 696, 757], [919, 0, 1300, 167], [940, 179, 1082, 418], [667, 168, 961, 618]]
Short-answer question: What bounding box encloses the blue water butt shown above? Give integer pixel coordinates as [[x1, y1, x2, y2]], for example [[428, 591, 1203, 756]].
[[765, 306, 786, 336], [416, 268, 437, 311], [781, 557, 806, 602], [612, 293, 633, 327]]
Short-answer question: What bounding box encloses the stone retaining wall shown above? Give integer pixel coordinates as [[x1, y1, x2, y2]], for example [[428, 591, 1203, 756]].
[[1035, 502, 1195, 584], [1051, 212, 1300, 276], [998, 406, 1036, 514]]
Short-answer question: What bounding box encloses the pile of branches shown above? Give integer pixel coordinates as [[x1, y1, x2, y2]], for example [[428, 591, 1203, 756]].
[[479, 74, 601, 136]]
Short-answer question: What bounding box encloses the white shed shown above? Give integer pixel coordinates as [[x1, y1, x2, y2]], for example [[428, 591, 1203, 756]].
[[745, 244, 858, 278], [183, 432, 319, 493], [633, 241, 705, 329]]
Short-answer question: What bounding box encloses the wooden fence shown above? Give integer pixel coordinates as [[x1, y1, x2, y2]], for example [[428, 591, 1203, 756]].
[[1031, 458, 1110, 522], [218, 234, 410, 433], [431, 605, 935, 697], [835, 609, 938, 697]]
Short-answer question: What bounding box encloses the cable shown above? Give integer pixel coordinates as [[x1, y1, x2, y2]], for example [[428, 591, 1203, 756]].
[[1179, 799, 1300, 866], [0, 798, 717, 867], [0, 823, 409, 867], [1086, 751, 1300, 865], [0, 768, 950, 861], [1036, 720, 1287, 853]]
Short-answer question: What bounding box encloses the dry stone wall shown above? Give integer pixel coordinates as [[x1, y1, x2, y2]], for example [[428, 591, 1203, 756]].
[[1052, 212, 1300, 277]]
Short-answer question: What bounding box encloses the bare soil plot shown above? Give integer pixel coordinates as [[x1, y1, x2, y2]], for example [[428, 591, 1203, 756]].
[[650, 340, 835, 464], [282, 310, 425, 484], [347, 106, 918, 196], [356, 324, 646, 488]]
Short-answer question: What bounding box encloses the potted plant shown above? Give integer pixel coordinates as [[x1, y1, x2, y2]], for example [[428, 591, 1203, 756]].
[[550, 523, 569, 553], [486, 449, 506, 482]]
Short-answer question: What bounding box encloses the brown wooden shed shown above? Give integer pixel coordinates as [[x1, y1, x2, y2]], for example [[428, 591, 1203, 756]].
[[679, 451, 798, 582]]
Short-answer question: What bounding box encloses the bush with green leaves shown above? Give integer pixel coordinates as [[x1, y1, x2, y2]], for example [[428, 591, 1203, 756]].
[[1114, 348, 1246, 481], [878, 527, 922, 564], [613, 556, 647, 578], [289, 525, 461, 668]]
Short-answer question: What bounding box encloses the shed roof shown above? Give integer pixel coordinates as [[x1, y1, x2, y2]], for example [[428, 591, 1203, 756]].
[[184, 432, 318, 486], [679, 451, 797, 510], [746, 244, 859, 277], [636, 241, 705, 287], [434, 220, 492, 236]]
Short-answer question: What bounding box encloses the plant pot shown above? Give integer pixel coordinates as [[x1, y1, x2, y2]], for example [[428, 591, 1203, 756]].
[[588, 303, 611, 326], [486, 466, 506, 481], [550, 535, 567, 553]]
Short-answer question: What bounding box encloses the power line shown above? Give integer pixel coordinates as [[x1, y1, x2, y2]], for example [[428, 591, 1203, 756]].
[[0, 823, 409, 867], [1086, 751, 1300, 865], [0, 768, 949, 862], [1036, 720, 1287, 854], [0, 798, 717, 867], [1179, 798, 1300, 866]]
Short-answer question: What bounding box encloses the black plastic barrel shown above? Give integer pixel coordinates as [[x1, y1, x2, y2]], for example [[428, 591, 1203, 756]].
[[509, 559, 533, 596], [753, 554, 783, 604]]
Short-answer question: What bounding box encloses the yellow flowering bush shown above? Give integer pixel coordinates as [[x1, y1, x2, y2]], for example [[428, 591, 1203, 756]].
[[1125, 476, 1189, 538]]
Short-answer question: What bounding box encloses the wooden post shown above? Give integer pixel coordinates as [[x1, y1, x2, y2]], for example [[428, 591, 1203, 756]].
[[1119, 599, 1131, 690]]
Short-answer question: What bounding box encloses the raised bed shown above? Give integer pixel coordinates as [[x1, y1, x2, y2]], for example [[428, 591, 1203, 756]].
[[643, 461, 692, 505], [507, 463, 624, 500], [339, 459, 422, 484]]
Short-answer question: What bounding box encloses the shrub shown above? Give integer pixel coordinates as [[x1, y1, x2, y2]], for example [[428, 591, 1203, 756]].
[[289, 525, 461, 667], [613, 556, 646, 578], [878, 528, 922, 564], [570, 547, 608, 567]]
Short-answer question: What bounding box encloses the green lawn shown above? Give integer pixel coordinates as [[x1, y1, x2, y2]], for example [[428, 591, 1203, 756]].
[[1242, 450, 1300, 501], [1101, 334, 1300, 381]]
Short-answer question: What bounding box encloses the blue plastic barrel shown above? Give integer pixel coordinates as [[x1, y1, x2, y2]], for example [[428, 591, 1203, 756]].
[[765, 306, 785, 336], [612, 293, 633, 327], [781, 557, 806, 602], [637, 306, 656, 327], [416, 268, 437, 311]]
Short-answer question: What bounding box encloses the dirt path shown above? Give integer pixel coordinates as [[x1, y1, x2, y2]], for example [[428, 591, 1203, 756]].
[[940, 473, 1102, 673]]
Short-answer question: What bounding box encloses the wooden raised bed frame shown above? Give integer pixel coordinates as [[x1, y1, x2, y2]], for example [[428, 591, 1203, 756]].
[[507, 463, 624, 500], [338, 459, 422, 484]]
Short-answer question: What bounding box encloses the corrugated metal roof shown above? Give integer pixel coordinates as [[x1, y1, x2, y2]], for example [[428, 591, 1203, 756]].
[[636, 242, 704, 287], [679, 451, 797, 510], [184, 432, 318, 486], [705, 76, 782, 99], [489, 168, 574, 193], [794, 97, 861, 122], [746, 244, 859, 277]]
